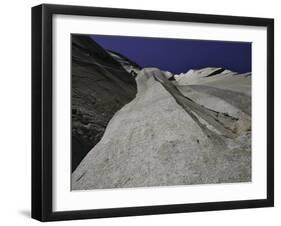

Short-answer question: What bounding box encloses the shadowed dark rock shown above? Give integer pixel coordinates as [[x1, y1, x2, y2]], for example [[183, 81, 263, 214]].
[[206, 68, 225, 77], [71, 35, 137, 172]]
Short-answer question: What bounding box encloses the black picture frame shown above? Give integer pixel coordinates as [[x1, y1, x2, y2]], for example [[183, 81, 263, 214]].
[[32, 4, 274, 222]]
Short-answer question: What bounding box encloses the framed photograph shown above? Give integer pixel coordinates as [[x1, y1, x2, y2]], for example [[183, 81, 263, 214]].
[[32, 4, 274, 221]]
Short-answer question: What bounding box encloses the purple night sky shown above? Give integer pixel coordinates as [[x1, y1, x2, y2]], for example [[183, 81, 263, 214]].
[[91, 35, 251, 74]]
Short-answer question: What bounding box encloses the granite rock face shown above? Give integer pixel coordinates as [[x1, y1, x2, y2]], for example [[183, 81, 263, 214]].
[[72, 67, 251, 190], [71, 35, 138, 171]]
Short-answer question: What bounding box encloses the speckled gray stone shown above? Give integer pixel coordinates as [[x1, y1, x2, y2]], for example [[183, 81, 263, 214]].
[[72, 68, 251, 190]]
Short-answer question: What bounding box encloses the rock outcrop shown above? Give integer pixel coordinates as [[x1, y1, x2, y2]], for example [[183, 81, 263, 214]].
[[72, 66, 251, 190]]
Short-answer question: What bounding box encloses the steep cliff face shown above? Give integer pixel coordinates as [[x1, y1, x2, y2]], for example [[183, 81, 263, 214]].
[[72, 67, 251, 190], [71, 35, 137, 171], [107, 50, 141, 74]]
